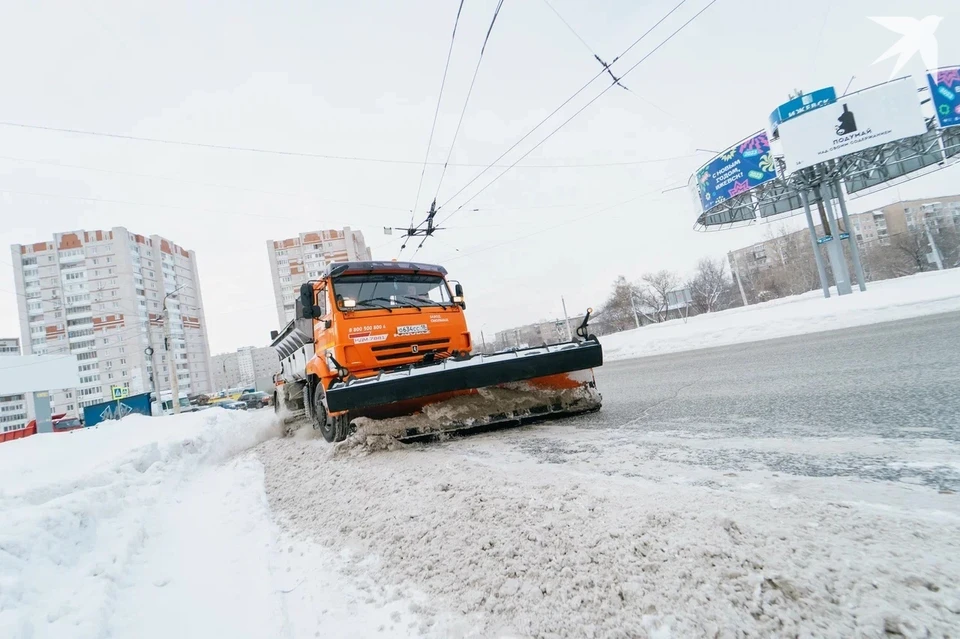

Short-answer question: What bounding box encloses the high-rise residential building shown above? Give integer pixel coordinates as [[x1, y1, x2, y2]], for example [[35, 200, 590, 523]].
[[0, 338, 29, 433], [10, 228, 214, 414], [210, 346, 279, 392], [266, 228, 371, 326]]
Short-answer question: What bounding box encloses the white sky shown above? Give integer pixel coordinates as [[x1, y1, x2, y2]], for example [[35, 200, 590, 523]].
[[1, 0, 958, 354]]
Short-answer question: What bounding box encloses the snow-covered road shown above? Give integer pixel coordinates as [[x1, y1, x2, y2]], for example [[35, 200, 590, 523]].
[[3, 309, 959, 638]]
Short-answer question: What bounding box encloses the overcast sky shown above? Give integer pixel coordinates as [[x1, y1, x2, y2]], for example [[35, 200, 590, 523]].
[[1, 0, 958, 354]]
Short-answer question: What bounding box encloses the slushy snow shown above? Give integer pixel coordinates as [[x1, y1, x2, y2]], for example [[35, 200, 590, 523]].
[[601, 268, 960, 361], [258, 427, 960, 638]]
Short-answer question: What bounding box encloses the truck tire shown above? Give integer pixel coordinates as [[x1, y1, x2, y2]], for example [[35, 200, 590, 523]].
[[312, 383, 349, 443]]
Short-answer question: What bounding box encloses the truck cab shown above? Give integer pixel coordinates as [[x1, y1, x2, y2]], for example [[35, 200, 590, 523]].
[[151, 391, 193, 416], [309, 261, 470, 376]]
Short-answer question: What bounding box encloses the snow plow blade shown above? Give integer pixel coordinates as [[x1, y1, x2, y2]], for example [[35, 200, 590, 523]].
[[325, 340, 602, 439], [326, 339, 602, 414]]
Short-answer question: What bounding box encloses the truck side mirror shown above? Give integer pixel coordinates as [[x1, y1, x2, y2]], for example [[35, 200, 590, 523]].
[[299, 283, 314, 319]]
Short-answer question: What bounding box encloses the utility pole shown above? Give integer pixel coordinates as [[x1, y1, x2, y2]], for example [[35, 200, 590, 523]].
[[629, 293, 641, 329], [561, 297, 573, 341], [162, 284, 188, 415], [145, 318, 160, 414], [162, 296, 180, 414], [480, 330, 487, 353], [924, 220, 944, 270]]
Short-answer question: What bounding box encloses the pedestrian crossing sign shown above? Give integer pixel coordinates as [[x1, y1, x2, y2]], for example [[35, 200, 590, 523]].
[[111, 385, 129, 400]]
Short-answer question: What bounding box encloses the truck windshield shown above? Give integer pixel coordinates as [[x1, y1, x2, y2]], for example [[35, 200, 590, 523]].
[[333, 274, 452, 309]]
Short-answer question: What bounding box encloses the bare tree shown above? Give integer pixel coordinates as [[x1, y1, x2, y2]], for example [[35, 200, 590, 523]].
[[639, 270, 680, 323], [687, 257, 733, 314], [597, 275, 640, 333], [893, 230, 933, 273]]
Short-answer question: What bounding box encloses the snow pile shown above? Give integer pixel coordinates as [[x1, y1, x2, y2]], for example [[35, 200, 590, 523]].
[[258, 433, 960, 638], [0, 410, 278, 638], [601, 269, 960, 361], [1, 408, 440, 639], [340, 375, 600, 452]]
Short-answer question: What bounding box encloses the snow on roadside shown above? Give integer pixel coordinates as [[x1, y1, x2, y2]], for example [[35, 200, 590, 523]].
[[0, 410, 429, 639], [257, 434, 960, 638], [0, 410, 276, 638], [600, 269, 960, 362]]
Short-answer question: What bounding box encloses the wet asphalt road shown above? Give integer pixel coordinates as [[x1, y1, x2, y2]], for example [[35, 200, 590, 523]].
[[550, 311, 960, 490]]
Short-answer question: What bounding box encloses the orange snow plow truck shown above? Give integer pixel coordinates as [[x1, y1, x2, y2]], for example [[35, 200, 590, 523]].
[[270, 260, 603, 442]]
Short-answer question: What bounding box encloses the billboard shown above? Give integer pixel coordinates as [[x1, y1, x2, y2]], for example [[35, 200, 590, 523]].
[[769, 87, 836, 134], [777, 78, 927, 175], [928, 66, 960, 129], [0, 354, 79, 394], [694, 132, 777, 212]]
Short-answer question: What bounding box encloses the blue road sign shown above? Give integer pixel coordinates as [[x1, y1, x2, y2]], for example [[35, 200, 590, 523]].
[[816, 235, 835, 245]]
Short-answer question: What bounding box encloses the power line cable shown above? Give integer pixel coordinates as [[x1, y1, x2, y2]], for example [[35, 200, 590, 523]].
[[0, 188, 361, 225], [438, 183, 670, 263], [541, 0, 593, 53], [542, 0, 679, 122], [433, 0, 506, 202], [409, 0, 467, 229], [0, 123, 701, 168], [437, 0, 719, 228], [434, 0, 691, 214], [0, 155, 410, 212]]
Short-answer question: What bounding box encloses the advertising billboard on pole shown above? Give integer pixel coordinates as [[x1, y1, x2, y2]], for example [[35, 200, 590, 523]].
[[694, 132, 777, 212], [777, 78, 927, 175], [928, 66, 960, 129], [769, 87, 836, 135]]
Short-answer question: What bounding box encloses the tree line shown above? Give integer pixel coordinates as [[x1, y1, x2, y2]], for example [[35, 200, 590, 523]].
[[594, 257, 742, 335], [594, 222, 959, 336]]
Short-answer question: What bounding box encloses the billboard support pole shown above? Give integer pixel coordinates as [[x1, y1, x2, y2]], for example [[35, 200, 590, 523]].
[[816, 185, 853, 295], [833, 179, 867, 291], [800, 190, 831, 299]]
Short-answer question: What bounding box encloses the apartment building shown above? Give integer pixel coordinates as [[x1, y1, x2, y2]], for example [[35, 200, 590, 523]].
[[211, 346, 279, 392], [266, 228, 371, 326], [0, 338, 28, 433], [729, 195, 960, 276], [10, 228, 214, 414]]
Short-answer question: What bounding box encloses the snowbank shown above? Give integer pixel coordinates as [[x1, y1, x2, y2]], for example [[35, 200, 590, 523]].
[[600, 269, 960, 361], [0, 410, 279, 639], [0, 409, 440, 639]]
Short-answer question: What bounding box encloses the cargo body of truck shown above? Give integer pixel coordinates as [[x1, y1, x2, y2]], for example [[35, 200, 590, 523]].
[[270, 260, 603, 442]]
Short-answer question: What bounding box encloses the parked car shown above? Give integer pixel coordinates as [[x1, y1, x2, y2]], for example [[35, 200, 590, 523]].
[[239, 391, 271, 409], [220, 400, 248, 411], [52, 416, 83, 432]]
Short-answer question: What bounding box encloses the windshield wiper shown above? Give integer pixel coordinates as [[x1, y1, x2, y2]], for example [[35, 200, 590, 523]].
[[397, 296, 429, 311], [353, 297, 394, 312]]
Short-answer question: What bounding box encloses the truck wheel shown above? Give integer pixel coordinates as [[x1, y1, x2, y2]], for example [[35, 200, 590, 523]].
[[312, 385, 349, 443]]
